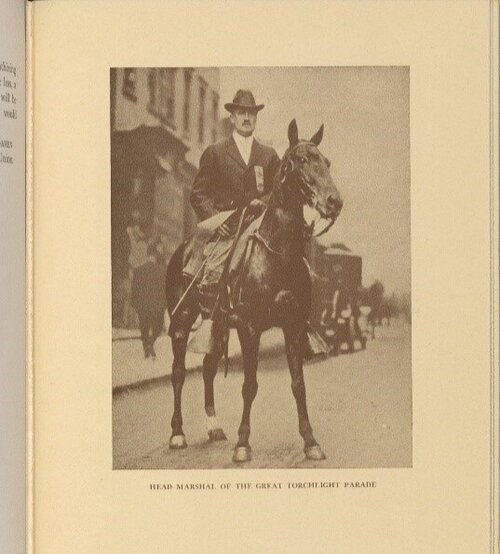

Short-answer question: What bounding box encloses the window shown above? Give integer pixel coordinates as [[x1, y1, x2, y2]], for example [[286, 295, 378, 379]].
[[147, 68, 177, 128], [159, 68, 176, 126], [198, 84, 206, 144], [122, 68, 137, 100], [183, 70, 193, 135], [147, 69, 156, 108], [211, 93, 219, 143]]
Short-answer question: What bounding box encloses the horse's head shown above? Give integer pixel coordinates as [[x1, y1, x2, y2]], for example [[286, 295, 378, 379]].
[[280, 119, 343, 237]]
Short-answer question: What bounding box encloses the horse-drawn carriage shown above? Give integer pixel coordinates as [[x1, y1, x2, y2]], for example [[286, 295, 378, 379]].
[[310, 244, 366, 354]]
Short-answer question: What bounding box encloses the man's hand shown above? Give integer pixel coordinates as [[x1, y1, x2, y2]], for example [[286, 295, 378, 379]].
[[217, 222, 232, 238], [249, 198, 266, 213]]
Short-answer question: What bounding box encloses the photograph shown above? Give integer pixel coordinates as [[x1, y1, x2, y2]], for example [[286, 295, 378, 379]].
[[111, 66, 411, 470]]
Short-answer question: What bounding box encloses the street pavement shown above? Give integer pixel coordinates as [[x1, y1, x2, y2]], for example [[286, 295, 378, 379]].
[[113, 321, 412, 469], [112, 325, 285, 391]]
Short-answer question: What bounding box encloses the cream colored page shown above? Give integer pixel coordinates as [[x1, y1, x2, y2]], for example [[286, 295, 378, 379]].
[[32, 1, 498, 553]]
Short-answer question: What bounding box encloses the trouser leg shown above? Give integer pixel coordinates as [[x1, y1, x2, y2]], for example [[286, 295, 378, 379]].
[[199, 237, 233, 287], [139, 312, 151, 356], [198, 237, 233, 317], [149, 310, 164, 358], [151, 310, 164, 343]]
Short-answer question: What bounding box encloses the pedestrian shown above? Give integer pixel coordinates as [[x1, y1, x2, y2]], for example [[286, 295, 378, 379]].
[[131, 243, 167, 359], [126, 209, 148, 275], [188, 89, 281, 314], [154, 233, 169, 266]]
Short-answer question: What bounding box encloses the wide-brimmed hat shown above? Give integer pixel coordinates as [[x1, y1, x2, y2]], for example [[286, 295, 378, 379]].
[[224, 89, 264, 113]]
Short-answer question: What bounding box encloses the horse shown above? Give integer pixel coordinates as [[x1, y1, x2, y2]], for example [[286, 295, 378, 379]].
[[165, 119, 343, 462]]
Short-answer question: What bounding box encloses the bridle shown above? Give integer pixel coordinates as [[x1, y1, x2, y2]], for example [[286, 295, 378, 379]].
[[252, 141, 338, 258], [280, 141, 319, 207], [279, 141, 336, 238]]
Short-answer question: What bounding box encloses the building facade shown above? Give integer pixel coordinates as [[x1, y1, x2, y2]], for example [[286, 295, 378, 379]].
[[110, 67, 220, 325]]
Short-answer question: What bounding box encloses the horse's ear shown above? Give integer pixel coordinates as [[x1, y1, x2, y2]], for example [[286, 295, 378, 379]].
[[288, 119, 299, 147], [310, 124, 324, 146]]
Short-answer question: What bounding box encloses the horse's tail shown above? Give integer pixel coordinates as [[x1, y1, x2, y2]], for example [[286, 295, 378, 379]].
[[165, 241, 187, 317]]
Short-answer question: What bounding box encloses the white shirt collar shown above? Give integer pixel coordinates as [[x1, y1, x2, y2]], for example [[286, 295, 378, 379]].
[[232, 130, 254, 164], [233, 130, 254, 145]]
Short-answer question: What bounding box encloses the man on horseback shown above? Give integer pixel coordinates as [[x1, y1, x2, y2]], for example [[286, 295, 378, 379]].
[[167, 117, 343, 459], [187, 89, 281, 316]]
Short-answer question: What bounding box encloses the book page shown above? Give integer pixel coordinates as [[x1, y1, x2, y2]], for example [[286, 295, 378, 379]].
[[0, 0, 25, 553], [32, 1, 498, 552]]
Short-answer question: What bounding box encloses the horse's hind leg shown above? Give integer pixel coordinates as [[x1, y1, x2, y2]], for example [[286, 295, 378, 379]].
[[203, 351, 227, 441], [284, 325, 326, 461], [232, 324, 260, 463], [169, 309, 197, 449]]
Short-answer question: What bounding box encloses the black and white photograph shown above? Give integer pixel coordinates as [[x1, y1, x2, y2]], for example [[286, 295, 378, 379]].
[[111, 66, 411, 470]]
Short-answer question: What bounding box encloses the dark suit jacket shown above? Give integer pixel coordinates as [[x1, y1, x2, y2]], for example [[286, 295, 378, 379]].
[[190, 136, 281, 221], [131, 260, 167, 314]]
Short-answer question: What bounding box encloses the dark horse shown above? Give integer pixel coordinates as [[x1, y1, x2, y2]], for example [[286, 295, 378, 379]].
[[165, 120, 343, 462]]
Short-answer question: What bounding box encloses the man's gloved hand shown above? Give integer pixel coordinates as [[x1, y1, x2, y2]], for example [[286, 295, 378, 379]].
[[217, 222, 232, 238], [248, 198, 266, 214]]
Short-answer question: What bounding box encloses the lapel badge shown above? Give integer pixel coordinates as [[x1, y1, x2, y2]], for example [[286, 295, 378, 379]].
[[254, 166, 264, 194]]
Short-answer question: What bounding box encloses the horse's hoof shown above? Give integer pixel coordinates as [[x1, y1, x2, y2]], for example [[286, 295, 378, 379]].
[[208, 428, 227, 442], [169, 435, 187, 449], [232, 446, 252, 463], [304, 445, 326, 460]]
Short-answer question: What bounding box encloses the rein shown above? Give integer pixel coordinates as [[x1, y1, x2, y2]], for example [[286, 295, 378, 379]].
[[253, 228, 292, 257]]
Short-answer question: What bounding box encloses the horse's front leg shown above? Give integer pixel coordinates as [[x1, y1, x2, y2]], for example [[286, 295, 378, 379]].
[[284, 325, 326, 460], [169, 309, 197, 449], [203, 350, 227, 442], [233, 324, 261, 463]]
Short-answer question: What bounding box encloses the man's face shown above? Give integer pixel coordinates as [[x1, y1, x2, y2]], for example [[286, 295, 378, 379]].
[[230, 108, 257, 137]]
